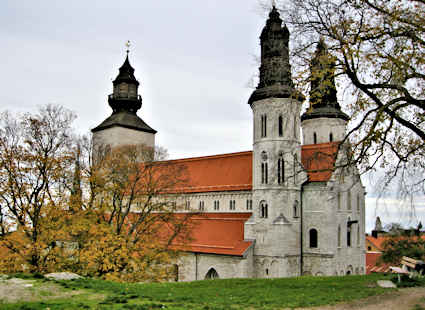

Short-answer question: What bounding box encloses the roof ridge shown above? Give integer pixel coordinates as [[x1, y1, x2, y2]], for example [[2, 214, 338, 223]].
[[159, 150, 253, 164]]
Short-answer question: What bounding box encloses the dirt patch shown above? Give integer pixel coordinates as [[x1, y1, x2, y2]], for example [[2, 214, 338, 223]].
[[0, 277, 82, 303], [299, 287, 425, 310]]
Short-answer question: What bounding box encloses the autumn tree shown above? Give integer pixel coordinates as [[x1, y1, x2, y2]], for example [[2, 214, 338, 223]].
[[0, 104, 76, 272], [266, 0, 424, 201], [69, 142, 193, 281]]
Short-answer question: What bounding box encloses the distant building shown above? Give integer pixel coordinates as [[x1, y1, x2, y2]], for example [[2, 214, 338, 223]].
[[92, 6, 366, 280]]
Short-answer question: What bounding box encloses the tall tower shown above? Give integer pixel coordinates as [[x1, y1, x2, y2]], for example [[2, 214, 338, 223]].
[[245, 6, 305, 278], [301, 39, 348, 145], [92, 51, 156, 151]]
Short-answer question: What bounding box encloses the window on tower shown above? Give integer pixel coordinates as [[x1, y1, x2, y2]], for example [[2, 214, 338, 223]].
[[277, 156, 284, 184], [278, 115, 283, 137], [313, 132, 317, 144], [309, 229, 318, 248], [261, 114, 267, 137], [347, 219, 352, 247], [260, 201, 268, 218], [329, 132, 333, 142]]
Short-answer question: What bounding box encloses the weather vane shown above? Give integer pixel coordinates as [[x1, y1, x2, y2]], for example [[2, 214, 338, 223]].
[[125, 40, 131, 54]]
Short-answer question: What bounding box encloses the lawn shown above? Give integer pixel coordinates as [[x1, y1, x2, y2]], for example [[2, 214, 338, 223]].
[[0, 274, 399, 309]]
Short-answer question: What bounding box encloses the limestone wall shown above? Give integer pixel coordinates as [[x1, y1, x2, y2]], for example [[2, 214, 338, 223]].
[[93, 126, 155, 150]]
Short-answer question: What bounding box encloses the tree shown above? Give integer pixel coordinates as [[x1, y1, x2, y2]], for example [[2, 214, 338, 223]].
[[268, 0, 424, 200], [380, 234, 425, 264], [0, 104, 193, 281], [0, 104, 76, 272], [70, 142, 193, 281]]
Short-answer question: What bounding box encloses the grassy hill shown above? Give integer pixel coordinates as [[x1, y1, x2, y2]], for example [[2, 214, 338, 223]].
[[0, 274, 403, 309]]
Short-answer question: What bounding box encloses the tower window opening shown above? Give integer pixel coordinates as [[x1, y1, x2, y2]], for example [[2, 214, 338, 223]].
[[199, 201, 205, 211], [261, 162, 268, 184], [260, 201, 268, 218], [278, 157, 284, 184], [313, 132, 317, 144], [338, 225, 341, 247], [357, 194, 360, 212], [357, 225, 360, 246], [185, 201, 190, 210], [330, 132, 333, 142], [293, 200, 299, 218], [347, 219, 352, 247], [309, 229, 318, 248], [278, 115, 283, 137], [337, 192, 341, 210], [261, 114, 267, 137]]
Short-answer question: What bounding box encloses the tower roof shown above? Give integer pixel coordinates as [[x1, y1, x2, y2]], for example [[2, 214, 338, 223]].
[[301, 39, 349, 121], [248, 6, 303, 105], [113, 54, 139, 86]]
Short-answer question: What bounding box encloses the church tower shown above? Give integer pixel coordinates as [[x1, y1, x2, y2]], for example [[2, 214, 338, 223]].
[[92, 51, 156, 151], [301, 39, 349, 145], [245, 6, 306, 278]]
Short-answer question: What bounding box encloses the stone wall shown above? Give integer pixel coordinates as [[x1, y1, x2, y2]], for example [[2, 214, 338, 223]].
[[92, 126, 155, 150]]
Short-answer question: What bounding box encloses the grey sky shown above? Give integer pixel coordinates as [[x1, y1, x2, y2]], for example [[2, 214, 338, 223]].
[[0, 0, 266, 159], [1, 0, 421, 231]]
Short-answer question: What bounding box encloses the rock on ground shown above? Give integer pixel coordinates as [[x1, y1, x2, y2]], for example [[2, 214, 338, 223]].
[[44, 272, 83, 280]]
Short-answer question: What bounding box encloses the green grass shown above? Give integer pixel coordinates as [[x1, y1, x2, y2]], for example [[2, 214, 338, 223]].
[[0, 274, 399, 310]]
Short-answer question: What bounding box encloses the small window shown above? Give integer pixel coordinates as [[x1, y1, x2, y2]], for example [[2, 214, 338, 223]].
[[261, 114, 267, 137], [347, 219, 351, 247], [309, 229, 318, 248], [260, 201, 268, 218], [338, 225, 341, 247], [278, 115, 283, 137], [214, 200, 220, 211], [367, 246, 372, 251], [246, 199, 252, 210], [229, 200, 236, 210], [199, 201, 205, 211], [293, 200, 299, 218], [278, 156, 284, 184], [185, 201, 190, 210], [313, 132, 317, 144], [261, 162, 268, 184], [329, 132, 333, 142]]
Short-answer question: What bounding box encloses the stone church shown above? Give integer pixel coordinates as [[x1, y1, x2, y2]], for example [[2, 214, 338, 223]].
[[92, 6, 366, 281]]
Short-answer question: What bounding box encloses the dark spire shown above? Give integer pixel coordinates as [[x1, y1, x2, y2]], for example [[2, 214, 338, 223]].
[[112, 54, 139, 87], [248, 6, 303, 106], [301, 39, 349, 121], [92, 50, 156, 134]]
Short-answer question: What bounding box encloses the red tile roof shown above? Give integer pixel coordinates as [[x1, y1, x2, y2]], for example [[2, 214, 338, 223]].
[[366, 235, 425, 252], [165, 213, 254, 256], [158, 144, 339, 194], [301, 142, 339, 182], [159, 151, 253, 194]]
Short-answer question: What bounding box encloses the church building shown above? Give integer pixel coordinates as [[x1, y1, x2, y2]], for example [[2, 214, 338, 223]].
[[92, 6, 366, 281]]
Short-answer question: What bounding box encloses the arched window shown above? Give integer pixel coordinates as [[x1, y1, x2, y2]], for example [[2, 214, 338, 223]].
[[261, 114, 267, 137], [329, 132, 333, 142], [309, 229, 318, 248], [313, 132, 317, 144], [205, 268, 219, 279], [338, 225, 341, 247], [261, 151, 268, 184], [347, 218, 351, 247], [357, 194, 360, 212], [277, 156, 284, 184], [293, 154, 297, 184], [260, 201, 268, 218], [293, 200, 299, 218], [278, 115, 283, 137]]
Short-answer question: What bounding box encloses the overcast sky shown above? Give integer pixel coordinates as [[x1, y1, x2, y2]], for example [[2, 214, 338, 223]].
[[1, 0, 422, 231]]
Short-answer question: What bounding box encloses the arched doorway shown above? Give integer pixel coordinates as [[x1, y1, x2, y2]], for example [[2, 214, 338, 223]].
[[205, 268, 219, 279]]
